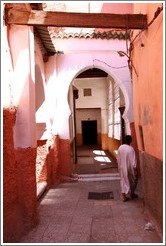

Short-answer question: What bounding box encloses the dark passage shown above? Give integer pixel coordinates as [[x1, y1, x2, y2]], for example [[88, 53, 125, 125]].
[[82, 120, 97, 145]]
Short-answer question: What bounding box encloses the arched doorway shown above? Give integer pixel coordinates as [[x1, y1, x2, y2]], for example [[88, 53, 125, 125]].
[[68, 67, 126, 175], [54, 51, 133, 177]]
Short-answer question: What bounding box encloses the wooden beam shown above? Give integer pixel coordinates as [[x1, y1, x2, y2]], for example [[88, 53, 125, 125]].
[[5, 9, 147, 29]]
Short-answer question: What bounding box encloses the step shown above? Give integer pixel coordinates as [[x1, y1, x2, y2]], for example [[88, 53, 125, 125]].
[[73, 173, 120, 182]]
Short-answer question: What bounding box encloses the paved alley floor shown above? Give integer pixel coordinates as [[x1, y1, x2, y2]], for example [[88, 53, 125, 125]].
[[73, 145, 118, 175], [18, 179, 162, 244]]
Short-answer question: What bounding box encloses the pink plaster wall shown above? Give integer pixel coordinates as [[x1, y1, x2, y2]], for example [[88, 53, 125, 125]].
[[132, 3, 163, 235], [132, 3, 163, 160], [9, 24, 36, 148], [101, 3, 133, 14]]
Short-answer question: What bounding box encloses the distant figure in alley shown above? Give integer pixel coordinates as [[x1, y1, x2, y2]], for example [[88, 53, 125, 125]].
[[117, 135, 138, 202]]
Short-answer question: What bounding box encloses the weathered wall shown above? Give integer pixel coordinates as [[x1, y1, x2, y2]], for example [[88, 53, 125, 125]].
[[36, 136, 61, 187], [3, 107, 37, 243], [132, 3, 163, 159], [47, 136, 61, 184], [15, 147, 37, 229], [3, 107, 22, 243], [3, 107, 62, 243], [140, 152, 163, 235], [132, 3, 163, 234], [130, 122, 140, 175], [36, 140, 48, 183], [59, 139, 72, 177]]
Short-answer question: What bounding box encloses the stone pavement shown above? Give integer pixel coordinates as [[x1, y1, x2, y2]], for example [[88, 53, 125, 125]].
[[73, 145, 119, 175], [18, 178, 162, 244]]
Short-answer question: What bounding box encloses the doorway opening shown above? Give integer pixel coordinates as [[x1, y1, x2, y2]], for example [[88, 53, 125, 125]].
[[68, 67, 128, 174], [82, 120, 98, 145]]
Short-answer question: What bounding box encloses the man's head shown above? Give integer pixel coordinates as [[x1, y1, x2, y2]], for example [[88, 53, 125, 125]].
[[125, 135, 132, 145]]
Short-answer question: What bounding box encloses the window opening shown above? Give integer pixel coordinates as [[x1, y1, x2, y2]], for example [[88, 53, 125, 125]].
[[84, 88, 92, 96]]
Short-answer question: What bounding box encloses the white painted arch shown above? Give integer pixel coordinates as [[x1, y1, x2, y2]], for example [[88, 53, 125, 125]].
[[49, 51, 133, 139]]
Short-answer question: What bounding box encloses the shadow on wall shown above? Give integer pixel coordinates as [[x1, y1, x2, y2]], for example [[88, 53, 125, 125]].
[[35, 64, 45, 111]]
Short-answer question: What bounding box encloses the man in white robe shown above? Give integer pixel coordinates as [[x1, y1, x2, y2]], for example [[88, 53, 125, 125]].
[[117, 135, 138, 202]]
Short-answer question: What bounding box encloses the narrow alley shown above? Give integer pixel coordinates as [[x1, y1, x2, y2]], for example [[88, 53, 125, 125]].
[[2, 2, 163, 244], [18, 147, 162, 244]]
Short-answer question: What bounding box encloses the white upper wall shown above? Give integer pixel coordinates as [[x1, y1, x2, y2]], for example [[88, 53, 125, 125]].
[[52, 38, 129, 55], [42, 45, 133, 140], [73, 77, 108, 134], [44, 2, 132, 14], [73, 77, 108, 109], [8, 25, 36, 147], [47, 40, 133, 139], [76, 108, 101, 134]]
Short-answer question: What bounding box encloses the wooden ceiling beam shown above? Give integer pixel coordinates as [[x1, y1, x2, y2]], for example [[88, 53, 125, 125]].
[[5, 9, 147, 30]]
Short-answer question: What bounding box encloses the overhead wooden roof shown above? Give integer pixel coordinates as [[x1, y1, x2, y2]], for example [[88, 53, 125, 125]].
[[4, 3, 147, 63], [31, 3, 57, 56], [49, 28, 130, 40], [6, 8, 147, 29]]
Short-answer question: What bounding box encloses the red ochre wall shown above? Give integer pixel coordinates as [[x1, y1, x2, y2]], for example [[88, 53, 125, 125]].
[[3, 107, 37, 243], [36, 136, 61, 187], [59, 139, 72, 177], [15, 147, 37, 228], [3, 107, 22, 242], [36, 137, 72, 186], [3, 108, 71, 242]]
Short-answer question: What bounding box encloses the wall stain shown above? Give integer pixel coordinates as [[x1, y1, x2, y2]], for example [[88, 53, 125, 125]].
[[143, 106, 152, 125]]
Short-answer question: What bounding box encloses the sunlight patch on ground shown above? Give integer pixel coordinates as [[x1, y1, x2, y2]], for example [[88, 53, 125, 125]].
[[93, 150, 106, 156], [94, 156, 111, 163]]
